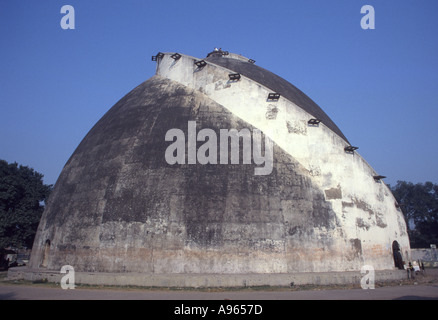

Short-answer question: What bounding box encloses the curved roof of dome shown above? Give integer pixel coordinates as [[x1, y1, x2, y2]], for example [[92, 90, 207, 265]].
[[205, 53, 349, 143]]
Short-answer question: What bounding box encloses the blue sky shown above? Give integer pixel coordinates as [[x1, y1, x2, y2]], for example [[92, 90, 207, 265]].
[[0, 0, 437, 187]]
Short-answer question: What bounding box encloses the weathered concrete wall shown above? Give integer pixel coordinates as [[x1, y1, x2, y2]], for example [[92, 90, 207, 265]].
[[25, 51, 410, 286], [411, 248, 438, 267], [8, 266, 406, 288]]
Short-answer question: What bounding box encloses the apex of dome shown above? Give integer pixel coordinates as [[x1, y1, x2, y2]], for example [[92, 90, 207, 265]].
[[206, 48, 253, 63]]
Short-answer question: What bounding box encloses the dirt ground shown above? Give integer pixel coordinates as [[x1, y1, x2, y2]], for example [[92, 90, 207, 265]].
[[1, 268, 437, 300]]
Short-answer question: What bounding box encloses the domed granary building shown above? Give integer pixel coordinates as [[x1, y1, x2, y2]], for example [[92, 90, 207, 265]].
[[14, 49, 410, 286]]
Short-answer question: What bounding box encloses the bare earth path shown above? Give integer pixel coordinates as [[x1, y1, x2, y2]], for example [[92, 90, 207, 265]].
[[0, 282, 438, 300], [1, 270, 438, 300]]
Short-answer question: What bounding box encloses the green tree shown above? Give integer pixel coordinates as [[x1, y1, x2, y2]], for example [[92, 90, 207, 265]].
[[391, 181, 438, 248], [0, 160, 52, 249]]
